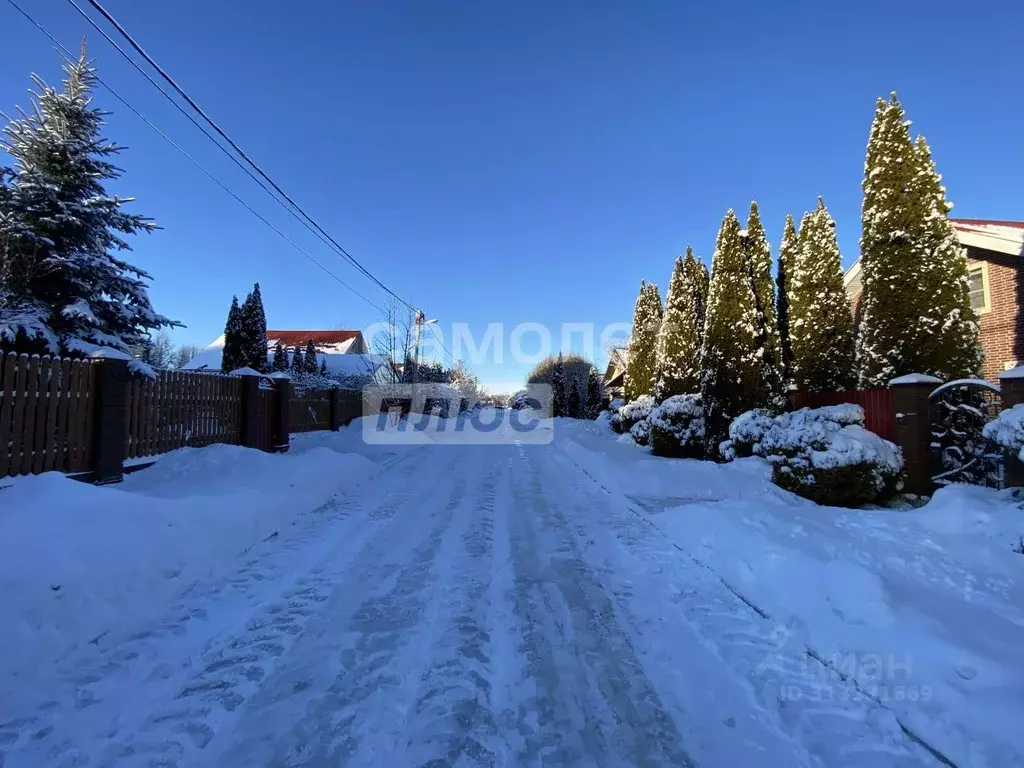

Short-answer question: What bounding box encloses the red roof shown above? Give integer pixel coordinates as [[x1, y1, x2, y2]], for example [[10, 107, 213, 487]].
[[951, 218, 1024, 230], [268, 330, 360, 346]]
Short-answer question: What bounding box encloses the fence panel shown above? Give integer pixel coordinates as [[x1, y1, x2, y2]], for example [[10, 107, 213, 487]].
[[290, 387, 332, 433], [788, 388, 894, 441]]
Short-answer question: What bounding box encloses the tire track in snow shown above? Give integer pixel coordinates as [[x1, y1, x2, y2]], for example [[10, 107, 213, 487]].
[[505, 443, 695, 767]]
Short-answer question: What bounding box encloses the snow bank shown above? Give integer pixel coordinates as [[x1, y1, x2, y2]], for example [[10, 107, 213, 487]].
[[0, 437, 379, 695]]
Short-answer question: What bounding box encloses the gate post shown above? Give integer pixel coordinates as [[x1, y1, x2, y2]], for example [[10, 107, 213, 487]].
[[889, 374, 942, 496], [89, 353, 130, 484], [269, 372, 291, 452], [996, 368, 1024, 487], [235, 369, 262, 449]]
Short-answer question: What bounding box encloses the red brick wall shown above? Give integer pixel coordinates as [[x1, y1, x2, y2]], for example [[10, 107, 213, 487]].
[[970, 247, 1021, 381]]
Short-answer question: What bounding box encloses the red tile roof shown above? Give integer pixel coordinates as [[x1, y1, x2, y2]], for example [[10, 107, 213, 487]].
[[268, 330, 360, 346], [951, 218, 1024, 230]]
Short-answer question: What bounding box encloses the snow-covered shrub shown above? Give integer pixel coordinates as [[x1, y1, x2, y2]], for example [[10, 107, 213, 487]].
[[983, 403, 1024, 461], [607, 398, 626, 433], [619, 395, 656, 445], [649, 394, 705, 458], [724, 404, 902, 507]]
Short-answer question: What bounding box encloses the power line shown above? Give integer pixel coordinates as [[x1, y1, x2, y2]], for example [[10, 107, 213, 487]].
[[4, 0, 386, 315], [60, 0, 397, 312], [427, 322, 459, 367], [75, 0, 417, 314]]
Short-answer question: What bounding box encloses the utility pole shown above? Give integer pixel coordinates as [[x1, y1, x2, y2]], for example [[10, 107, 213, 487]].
[[411, 310, 436, 414]]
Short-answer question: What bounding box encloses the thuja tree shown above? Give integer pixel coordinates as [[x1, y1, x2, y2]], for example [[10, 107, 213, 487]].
[[624, 281, 662, 402], [743, 202, 785, 411], [776, 213, 798, 385], [654, 247, 706, 399]]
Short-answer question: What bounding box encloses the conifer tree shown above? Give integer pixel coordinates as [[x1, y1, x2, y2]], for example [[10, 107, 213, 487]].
[[700, 210, 760, 456], [0, 44, 178, 356], [776, 213, 798, 384], [303, 338, 319, 374], [290, 344, 304, 374], [221, 296, 244, 373], [744, 202, 785, 411], [624, 281, 663, 402], [319, 358, 328, 376], [551, 353, 567, 417], [655, 248, 703, 399], [857, 94, 981, 385], [270, 340, 288, 372], [239, 283, 268, 372], [585, 366, 603, 418], [789, 198, 855, 391], [568, 386, 582, 419], [693, 257, 709, 340]]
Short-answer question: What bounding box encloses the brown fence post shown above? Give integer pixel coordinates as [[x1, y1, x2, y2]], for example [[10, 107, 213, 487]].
[[90, 353, 130, 484], [236, 370, 262, 449], [996, 368, 1024, 487], [889, 374, 941, 496], [270, 373, 291, 451]]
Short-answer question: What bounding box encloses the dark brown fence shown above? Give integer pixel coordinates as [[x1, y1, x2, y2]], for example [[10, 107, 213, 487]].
[[0, 352, 98, 477], [126, 371, 243, 459], [1, 350, 365, 482], [290, 387, 332, 433], [788, 388, 895, 441]]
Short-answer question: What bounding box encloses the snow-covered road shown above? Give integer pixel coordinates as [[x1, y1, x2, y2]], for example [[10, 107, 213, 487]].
[[3, 438, 952, 767]]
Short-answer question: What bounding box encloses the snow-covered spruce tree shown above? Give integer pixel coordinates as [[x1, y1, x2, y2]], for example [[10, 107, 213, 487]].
[[776, 213, 798, 385], [551, 353, 567, 417], [624, 281, 663, 402], [789, 197, 855, 391], [303, 338, 319, 374], [655, 247, 704, 400], [270, 340, 288, 372], [700, 210, 760, 457], [568, 385, 582, 419], [585, 365, 603, 418], [856, 94, 981, 385], [290, 344, 304, 374], [743, 202, 785, 411], [220, 296, 244, 373], [239, 282, 268, 372], [0, 44, 178, 357]]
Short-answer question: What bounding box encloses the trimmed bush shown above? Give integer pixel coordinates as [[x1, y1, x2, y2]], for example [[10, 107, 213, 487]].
[[649, 394, 705, 458], [619, 395, 656, 445], [983, 403, 1024, 460], [723, 404, 902, 507]]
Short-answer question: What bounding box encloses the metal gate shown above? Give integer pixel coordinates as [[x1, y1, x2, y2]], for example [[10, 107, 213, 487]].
[[930, 378, 1003, 488]]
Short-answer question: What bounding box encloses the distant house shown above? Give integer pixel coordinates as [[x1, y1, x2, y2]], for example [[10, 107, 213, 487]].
[[603, 347, 629, 399], [844, 219, 1024, 380], [184, 329, 391, 383]]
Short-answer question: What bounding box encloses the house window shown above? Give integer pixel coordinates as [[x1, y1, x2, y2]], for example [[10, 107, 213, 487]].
[[967, 264, 990, 314]]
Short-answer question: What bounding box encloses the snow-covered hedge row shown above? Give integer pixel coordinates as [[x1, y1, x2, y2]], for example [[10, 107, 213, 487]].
[[649, 394, 705, 458], [618, 395, 656, 445], [983, 403, 1024, 461], [723, 404, 902, 507]]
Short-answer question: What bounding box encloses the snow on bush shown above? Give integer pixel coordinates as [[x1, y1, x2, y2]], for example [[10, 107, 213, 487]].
[[619, 395, 656, 445], [983, 403, 1024, 461], [649, 394, 705, 458], [723, 404, 902, 507], [606, 398, 626, 433]]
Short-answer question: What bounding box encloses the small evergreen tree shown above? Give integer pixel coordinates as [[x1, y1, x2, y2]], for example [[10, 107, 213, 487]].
[[700, 210, 760, 457], [655, 248, 705, 400], [776, 213, 798, 385], [290, 344, 304, 374], [0, 44, 178, 356], [221, 296, 244, 373], [270, 340, 288, 372], [624, 281, 663, 402], [319, 358, 328, 376], [789, 198, 855, 391], [303, 338, 319, 374], [551, 353, 567, 417], [568, 386, 582, 419], [693, 257, 709, 341], [238, 283, 268, 372], [585, 366, 603, 418], [857, 93, 981, 385], [744, 202, 785, 411]]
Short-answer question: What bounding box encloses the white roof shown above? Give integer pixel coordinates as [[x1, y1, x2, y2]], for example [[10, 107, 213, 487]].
[[184, 334, 382, 374]]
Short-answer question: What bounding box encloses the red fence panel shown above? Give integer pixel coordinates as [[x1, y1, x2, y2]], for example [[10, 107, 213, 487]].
[[788, 388, 894, 441]]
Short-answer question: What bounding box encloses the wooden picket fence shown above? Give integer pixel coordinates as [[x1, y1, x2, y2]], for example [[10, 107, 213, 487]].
[[290, 387, 332, 433], [125, 370, 243, 460], [0, 352, 98, 477]]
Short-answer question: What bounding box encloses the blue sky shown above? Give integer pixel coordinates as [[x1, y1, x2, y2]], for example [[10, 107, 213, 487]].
[[2, 1, 1022, 393]]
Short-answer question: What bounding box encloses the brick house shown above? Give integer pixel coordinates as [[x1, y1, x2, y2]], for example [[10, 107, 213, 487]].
[[844, 219, 1024, 380]]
